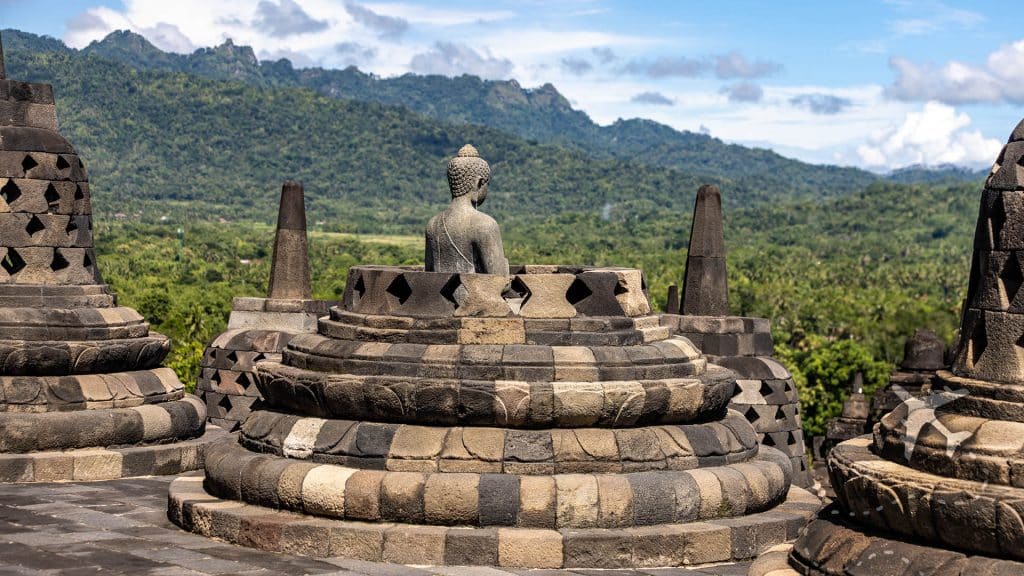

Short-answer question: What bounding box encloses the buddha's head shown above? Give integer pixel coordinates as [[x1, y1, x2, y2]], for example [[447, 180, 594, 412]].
[[447, 144, 490, 205]]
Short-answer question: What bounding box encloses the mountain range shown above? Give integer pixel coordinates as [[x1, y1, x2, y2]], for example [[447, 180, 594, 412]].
[[1, 29, 985, 230]]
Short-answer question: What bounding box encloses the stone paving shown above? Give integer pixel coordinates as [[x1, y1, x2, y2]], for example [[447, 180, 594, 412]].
[[0, 475, 753, 576]]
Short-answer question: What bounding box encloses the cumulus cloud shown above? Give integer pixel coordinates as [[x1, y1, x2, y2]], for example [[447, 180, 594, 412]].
[[790, 93, 852, 115], [624, 55, 705, 78], [260, 47, 315, 67], [409, 42, 513, 79], [66, 10, 195, 53], [721, 81, 763, 103], [886, 40, 1024, 104], [343, 1, 408, 41], [561, 57, 593, 75], [631, 91, 673, 106], [254, 0, 328, 38], [592, 46, 616, 64], [856, 101, 1002, 169], [335, 41, 378, 67], [713, 51, 782, 79], [622, 51, 781, 80]]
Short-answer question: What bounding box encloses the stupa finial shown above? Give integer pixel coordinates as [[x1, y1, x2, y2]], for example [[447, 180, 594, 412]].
[[680, 184, 728, 316]]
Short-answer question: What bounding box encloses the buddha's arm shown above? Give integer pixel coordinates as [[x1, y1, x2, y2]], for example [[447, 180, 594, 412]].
[[424, 228, 435, 272], [477, 220, 509, 275]]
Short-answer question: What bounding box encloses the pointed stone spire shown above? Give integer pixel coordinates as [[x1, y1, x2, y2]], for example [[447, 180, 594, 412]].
[[954, 118, 1024, 383], [266, 181, 312, 300], [680, 184, 728, 316]]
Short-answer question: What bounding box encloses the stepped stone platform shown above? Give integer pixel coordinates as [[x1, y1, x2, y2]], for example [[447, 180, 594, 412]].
[[662, 185, 810, 487], [0, 476, 770, 576], [753, 120, 1024, 574], [199, 182, 335, 431], [0, 33, 222, 482], [171, 264, 818, 569]]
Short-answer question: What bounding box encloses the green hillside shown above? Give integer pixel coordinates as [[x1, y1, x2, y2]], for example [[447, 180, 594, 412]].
[[5, 28, 882, 204]]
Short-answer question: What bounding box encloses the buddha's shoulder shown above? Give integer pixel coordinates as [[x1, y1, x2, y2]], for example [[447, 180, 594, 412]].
[[467, 211, 500, 230]]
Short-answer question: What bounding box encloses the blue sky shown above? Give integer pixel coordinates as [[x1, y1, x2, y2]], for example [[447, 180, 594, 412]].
[[3, 0, 1023, 171]]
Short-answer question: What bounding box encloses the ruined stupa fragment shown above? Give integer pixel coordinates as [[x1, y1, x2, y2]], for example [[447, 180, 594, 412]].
[[824, 373, 869, 447], [170, 146, 818, 569], [664, 184, 811, 486], [198, 182, 335, 431], [751, 118, 1024, 575], [0, 33, 222, 481], [868, 328, 946, 427]]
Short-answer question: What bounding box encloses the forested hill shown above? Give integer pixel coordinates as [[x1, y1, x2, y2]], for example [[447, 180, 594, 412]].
[[4, 28, 883, 202]]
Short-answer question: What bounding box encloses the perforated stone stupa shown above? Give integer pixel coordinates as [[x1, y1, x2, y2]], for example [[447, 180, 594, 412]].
[[0, 34, 222, 482], [751, 118, 1024, 575], [198, 182, 335, 431], [663, 184, 810, 487], [169, 147, 818, 569]]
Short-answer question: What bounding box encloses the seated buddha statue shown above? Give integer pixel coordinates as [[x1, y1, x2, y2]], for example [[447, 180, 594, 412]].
[[425, 144, 509, 275]]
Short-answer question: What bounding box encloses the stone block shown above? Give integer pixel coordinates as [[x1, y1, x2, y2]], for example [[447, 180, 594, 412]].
[[344, 469, 385, 520], [458, 318, 525, 344], [328, 523, 388, 561], [478, 473, 519, 526], [518, 475, 556, 528], [445, 527, 498, 565], [555, 474, 599, 528], [301, 465, 356, 518], [497, 528, 563, 568], [424, 473, 479, 525], [382, 525, 447, 565], [562, 529, 632, 568], [380, 471, 426, 523], [517, 274, 577, 318]]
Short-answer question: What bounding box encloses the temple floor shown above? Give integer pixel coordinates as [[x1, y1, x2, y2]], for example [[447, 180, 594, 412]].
[[0, 474, 755, 575]]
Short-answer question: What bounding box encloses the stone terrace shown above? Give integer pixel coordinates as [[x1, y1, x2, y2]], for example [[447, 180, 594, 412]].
[[0, 475, 754, 576]]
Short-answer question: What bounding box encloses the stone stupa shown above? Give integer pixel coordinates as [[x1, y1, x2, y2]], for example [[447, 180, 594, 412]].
[[0, 33, 222, 482], [824, 372, 869, 447], [662, 184, 811, 486], [170, 146, 818, 569], [198, 181, 335, 431], [868, 328, 947, 428], [751, 118, 1024, 575]]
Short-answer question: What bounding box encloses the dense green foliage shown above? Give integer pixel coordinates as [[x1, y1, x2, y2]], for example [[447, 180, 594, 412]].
[[95, 178, 977, 438], [3, 29, 991, 440]]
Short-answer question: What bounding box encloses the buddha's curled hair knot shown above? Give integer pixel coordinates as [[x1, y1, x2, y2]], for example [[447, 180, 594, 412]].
[[447, 143, 490, 198]]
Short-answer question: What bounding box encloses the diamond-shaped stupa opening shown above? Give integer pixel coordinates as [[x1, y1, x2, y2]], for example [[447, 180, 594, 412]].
[[1000, 253, 1024, 306], [385, 273, 413, 305], [1, 248, 25, 276], [439, 274, 463, 308], [565, 277, 593, 305], [1, 180, 21, 205]]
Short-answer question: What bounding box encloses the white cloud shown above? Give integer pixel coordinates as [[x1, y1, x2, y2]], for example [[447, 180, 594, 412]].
[[889, 4, 983, 37], [855, 102, 1002, 169], [409, 42, 513, 79], [886, 40, 1024, 104], [365, 3, 515, 26]]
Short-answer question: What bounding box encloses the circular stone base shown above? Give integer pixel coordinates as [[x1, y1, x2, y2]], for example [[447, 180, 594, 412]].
[[0, 425, 229, 483], [789, 514, 1024, 576], [747, 543, 797, 576], [168, 475, 819, 569]]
